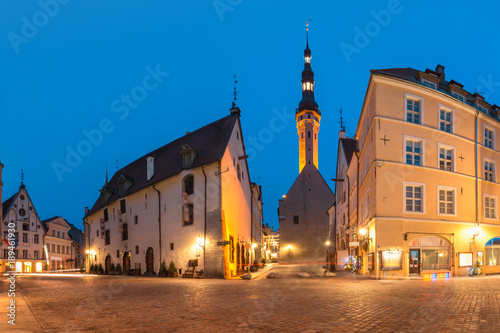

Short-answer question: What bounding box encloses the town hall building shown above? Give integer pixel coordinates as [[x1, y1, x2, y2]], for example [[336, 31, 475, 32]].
[[278, 27, 335, 264]]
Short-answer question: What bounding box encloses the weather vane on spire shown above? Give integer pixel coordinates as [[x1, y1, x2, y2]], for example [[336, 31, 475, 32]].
[[232, 75, 239, 109], [21, 166, 24, 184], [306, 19, 311, 31]]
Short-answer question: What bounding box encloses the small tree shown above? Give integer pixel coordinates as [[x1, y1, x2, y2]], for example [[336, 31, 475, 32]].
[[168, 260, 177, 273], [116, 263, 122, 275], [261, 258, 266, 264], [98, 263, 104, 274], [90, 264, 95, 273], [160, 261, 167, 273], [110, 263, 116, 274]]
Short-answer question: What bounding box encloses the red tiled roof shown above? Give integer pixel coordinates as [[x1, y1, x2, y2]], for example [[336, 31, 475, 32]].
[[86, 114, 238, 217]]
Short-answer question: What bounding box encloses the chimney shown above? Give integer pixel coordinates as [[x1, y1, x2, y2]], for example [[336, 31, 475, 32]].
[[146, 156, 155, 181], [84, 207, 89, 216], [435, 64, 445, 82]]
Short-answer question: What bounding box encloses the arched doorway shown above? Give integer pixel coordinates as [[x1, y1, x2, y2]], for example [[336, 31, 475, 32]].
[[105, 255, 112, 274], [145, 247, 154, 273], [409, 235, 451, 273], [123, 252, 131, 274]]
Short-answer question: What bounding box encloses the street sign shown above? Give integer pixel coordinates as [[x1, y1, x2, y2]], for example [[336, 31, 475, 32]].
[[216, 241, 231, 246], [349, 241, 360, 247]]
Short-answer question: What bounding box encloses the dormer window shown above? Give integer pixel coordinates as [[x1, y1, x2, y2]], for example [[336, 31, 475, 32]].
[[180, 144, 199, 170], [422, 80, 436, 89], [452, 92, 464, 102], [118, 175, 134, 196]]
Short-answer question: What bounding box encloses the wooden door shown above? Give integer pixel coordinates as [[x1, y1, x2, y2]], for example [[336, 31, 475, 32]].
[[123, 252, 130, 274], [146, 247, 154, 273]]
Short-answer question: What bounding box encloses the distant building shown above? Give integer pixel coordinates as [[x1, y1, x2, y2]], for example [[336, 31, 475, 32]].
[[84, 108, 255, 278], [336, 64, 500, 278], [42, 217, 74, 271], [278, 29, 334, 264], [68, 222, 85, 270], [262, 223, 279, 262], [250, 182, 263, 264], [1, 182, 45, 273]]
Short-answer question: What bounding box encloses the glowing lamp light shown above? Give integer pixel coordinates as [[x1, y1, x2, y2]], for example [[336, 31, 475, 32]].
[[251, 243, 257, 249], [86, 250, 90, 254], [359, 228, 367, 236], [197, 237, 204, 248], [90, 250, 95, 256], [282, 195, 286, 199], [266, 251, 271, 254], [287, 245, 292, 250], [325, 241, 331, 246]]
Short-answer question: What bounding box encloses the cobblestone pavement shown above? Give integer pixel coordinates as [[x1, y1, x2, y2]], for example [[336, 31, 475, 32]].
[[1, 265, 500, 332]]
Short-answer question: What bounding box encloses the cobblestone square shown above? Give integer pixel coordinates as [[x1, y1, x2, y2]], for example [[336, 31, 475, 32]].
[[1, 265, 500, 332]]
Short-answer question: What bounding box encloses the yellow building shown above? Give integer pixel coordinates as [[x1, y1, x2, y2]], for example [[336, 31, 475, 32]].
[[337, 65, 500, 278]]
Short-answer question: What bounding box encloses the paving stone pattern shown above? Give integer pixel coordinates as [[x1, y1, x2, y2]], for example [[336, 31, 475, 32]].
[[1, 265, 499, 332]]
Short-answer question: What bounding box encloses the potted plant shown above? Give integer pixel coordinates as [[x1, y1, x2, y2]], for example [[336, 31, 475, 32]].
[[261, 258, 266, 267], [116, 263, 122, 275], [159, 261, 168, 277], [110, 263, 116, 275], [98, 263, 104, 275], [250, 260, 259, 272], [168, 260, 178, 277]]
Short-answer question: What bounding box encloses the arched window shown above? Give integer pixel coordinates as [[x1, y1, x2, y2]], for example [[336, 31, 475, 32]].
[[183, 175, 194, 195]]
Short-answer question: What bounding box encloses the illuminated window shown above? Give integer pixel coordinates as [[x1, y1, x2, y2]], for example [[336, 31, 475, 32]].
[[485, 196, 496, 219], [485, 160, 495, 181], [439, 109, 453, 133], [405, 139, 422, 166], [229, 236, 235, 263], [438, 146, 454, 171], [485, 127, 494, 149], [438, 188, 455, 215], [305, 55, 311, 63], [405, 185, 423, 213], [406, 97, 421, 124]]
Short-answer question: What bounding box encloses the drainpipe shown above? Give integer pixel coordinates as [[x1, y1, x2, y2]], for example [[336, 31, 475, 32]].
[[475, 110, 479, 227], [202, 165, 207, 272], [153, 184, 162, 264]]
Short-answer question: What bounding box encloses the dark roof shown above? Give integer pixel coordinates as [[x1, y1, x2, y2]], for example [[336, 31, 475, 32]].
[[86, 114, 238, 217], [371, 66, 499, 119], [41, 216, 61, 231], [68, 222, 84, 247], [2, 193, 15, 217], [340, 138, 358, 166], [370, 68, 419, 83]]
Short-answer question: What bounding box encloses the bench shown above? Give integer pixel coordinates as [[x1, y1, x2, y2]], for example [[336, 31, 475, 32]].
[[182, 259, 198, 278]]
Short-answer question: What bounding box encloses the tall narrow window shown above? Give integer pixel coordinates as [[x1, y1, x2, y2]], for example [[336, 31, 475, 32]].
[[405, 185, 423, 212], [34, 234, 39, 244], [439, 147, 453, 171], [293, 216, 299, 224], [122, 223, 128, 241], [439, 109, 453, 133], [406, 98, 421, 124], [183, 175, 194, 195], [120, 199, 126, 214], [34, 250, 39, 259], [103, 208, 109, 221], [485, 196, 496, 219], [105, 229, 110, 245], [485, 160, 495, 181], [485, 127, 494, 149], [23, 233, 28, 243], [439, 188, 455, 215], [406, 140, 422, 166]]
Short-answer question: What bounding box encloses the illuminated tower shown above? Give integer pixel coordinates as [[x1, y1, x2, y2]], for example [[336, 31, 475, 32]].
[[296, 22, 320, 173]]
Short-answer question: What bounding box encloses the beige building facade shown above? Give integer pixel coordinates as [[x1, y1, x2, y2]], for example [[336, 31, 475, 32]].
[[337, 65, 500, 278]]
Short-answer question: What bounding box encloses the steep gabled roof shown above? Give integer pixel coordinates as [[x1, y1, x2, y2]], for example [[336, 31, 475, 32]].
[[41, 216, 71, 232], [67, 222, 84, 247], [86, 113, 238, 217], [2, 193, 16, 218], [340, 138, 358, 167]]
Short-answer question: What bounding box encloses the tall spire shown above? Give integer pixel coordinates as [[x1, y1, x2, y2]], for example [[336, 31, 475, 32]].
[[105, 164, 109, 186], [297, 20, 319, 114]]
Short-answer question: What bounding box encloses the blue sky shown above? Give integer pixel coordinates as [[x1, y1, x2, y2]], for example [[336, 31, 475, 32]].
[[1, 1, 500, 232]]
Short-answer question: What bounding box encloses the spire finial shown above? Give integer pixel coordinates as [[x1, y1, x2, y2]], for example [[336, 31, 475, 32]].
[[306, 20, 311, 47], [339, 108, 345, 132], [21, 167, 24, 184], [105, 163, 109, 185], [232, 75, 239, 109]]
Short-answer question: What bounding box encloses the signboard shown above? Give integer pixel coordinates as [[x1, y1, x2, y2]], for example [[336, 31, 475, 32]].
[[458, 252, 473, 267], [216, 241, 230, 246], [380, 250, 403, 271], [182, 192, 190, 223], [100, 219, 105, 239], [117, 210, 123, 233], [349, 241, 360, 247]]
